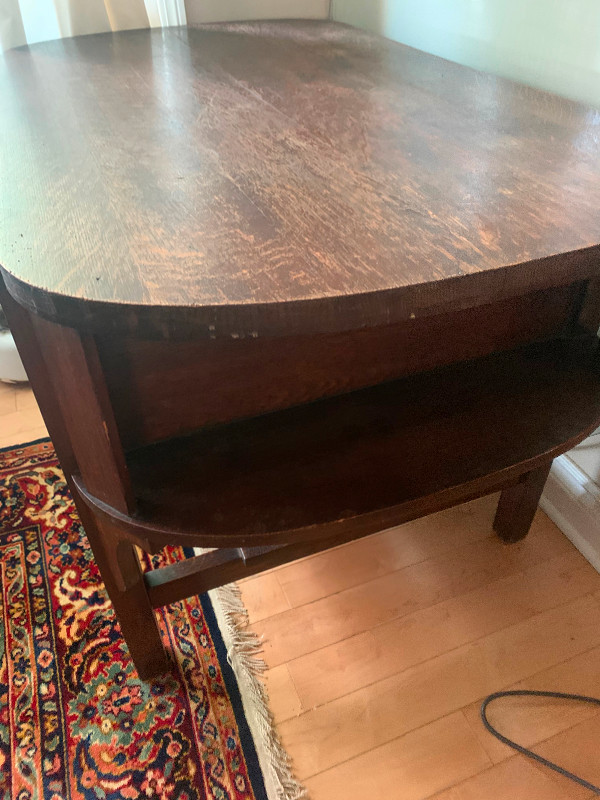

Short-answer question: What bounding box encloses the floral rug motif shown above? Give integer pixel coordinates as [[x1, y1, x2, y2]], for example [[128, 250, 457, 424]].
[[0, 439, 271, 800]]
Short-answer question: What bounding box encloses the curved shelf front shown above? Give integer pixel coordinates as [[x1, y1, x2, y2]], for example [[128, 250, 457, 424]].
[[75, 337, 600, 550]]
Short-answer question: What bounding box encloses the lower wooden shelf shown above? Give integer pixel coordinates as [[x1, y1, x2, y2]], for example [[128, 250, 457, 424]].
[[77, 335, 600, 550]]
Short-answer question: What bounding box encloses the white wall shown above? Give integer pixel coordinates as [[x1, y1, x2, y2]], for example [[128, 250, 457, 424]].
[[185, 0, 330, 24], [331, 0, 600, 109]]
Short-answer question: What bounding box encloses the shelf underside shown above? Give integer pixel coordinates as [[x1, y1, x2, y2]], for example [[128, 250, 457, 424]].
[[119, 337, 600, 547]]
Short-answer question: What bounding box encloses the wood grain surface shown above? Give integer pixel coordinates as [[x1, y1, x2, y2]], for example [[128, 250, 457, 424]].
[[2, 21, 600, 337]]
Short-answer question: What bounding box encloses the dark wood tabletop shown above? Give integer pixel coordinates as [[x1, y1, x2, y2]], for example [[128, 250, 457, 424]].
[[2, 20, 600, 337], [4, 20, 600, 682]]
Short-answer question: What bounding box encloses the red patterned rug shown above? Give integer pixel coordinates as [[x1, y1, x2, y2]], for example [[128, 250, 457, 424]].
[[0, 439, 302, 800]]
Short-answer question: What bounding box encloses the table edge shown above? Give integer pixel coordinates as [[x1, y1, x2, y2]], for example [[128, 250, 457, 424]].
[[2, 246, 600, 339]]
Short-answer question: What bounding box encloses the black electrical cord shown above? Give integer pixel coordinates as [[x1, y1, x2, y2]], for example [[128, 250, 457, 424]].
[[481, 689, 600, 794]]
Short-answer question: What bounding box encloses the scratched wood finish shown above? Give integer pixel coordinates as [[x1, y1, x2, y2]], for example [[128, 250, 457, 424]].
[[4, 22, 600, 681], [2, 22, 600, 337], [98, 282, 583, 448]]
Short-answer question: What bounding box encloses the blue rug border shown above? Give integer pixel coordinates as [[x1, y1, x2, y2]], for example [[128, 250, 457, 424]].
[[0, 435, 52, 453], [196, 582, 269, 800]]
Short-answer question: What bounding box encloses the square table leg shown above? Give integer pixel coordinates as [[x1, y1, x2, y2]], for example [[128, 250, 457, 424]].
[[493, 462, 553, 543]]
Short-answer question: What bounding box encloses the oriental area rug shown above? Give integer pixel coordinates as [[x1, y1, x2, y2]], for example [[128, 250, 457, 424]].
[[0, 439, 304, 800]]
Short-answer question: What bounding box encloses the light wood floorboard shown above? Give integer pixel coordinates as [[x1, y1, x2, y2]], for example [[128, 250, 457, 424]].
[[240, 485, 600, 796]]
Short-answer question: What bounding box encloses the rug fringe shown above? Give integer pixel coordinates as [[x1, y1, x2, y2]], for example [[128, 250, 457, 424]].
[[209, 582, 307, 800]]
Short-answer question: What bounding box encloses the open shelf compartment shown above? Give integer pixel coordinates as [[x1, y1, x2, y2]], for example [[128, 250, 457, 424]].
[[115, 336, 600, 548]]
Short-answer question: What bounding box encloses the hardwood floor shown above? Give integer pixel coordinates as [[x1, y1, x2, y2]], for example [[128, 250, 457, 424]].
[[239, 490, 600, 797], [3, 383, 600, 798]]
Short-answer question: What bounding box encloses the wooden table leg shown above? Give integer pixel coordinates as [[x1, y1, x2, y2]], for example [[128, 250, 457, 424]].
[[0, 277, 169, 679], [494, 462, 553, 543], [80, 509, 171, 680]]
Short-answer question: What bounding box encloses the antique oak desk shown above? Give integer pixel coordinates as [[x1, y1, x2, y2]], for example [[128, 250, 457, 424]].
[[2, 22, 600, 679]]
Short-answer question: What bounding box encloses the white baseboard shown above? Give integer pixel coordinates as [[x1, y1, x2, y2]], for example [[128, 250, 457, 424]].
[[540, 455, 600, 574]]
